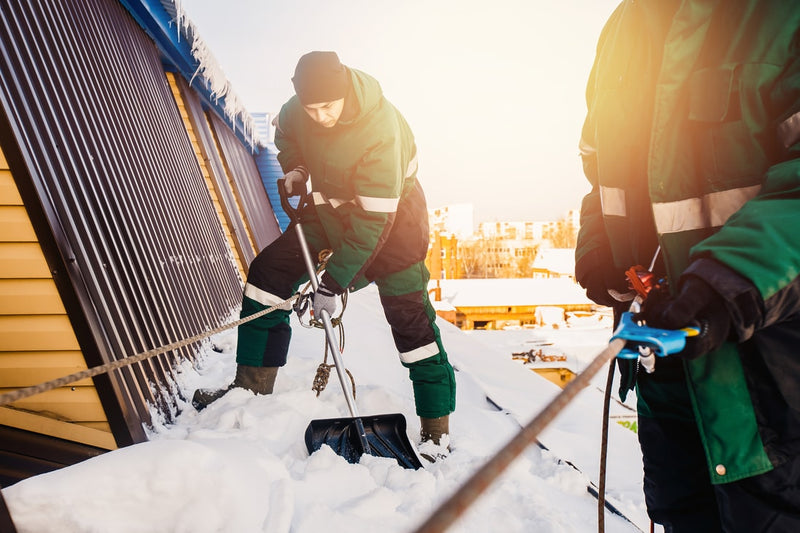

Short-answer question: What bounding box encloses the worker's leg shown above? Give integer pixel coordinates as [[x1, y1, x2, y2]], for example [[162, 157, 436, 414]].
[[192, 216, 329, 409], [374, 262, 456, 420], [237, 218, 328, 367], [636, 358, 723, 532]]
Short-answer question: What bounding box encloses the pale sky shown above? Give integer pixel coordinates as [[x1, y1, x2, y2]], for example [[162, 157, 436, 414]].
[[180, 0, 621, 223]]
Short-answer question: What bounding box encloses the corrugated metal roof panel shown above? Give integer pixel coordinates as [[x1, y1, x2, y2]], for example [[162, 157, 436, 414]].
[[0, 0, 246, 450], [209, 113, 280, 251]]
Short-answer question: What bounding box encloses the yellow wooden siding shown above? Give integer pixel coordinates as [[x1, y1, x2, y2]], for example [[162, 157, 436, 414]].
[[0, 145, 115, 450], [164, 71, 249, 278], [0, 204, 36, 241], [0, 242, 51, 278], [0, 351, 91, 387], [5, 387, 108, 421], [0, 315, 79, 351], [0, 407, 115, 449], [0, 278, 66, 314], [206, 110, 259, 257], [0, 169, 22, 205]]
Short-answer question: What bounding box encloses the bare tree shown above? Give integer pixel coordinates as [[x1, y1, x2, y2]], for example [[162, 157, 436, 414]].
[[457, 238, 485, 278], [544, 217, 578, 248], [457, 237, 538, 278]]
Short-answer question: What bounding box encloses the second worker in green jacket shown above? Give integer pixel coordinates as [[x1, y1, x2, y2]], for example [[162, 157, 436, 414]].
[[576, 2, 800, 531]]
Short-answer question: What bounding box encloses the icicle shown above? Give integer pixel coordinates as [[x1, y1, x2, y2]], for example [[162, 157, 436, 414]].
[[167, 0, 262, 150]]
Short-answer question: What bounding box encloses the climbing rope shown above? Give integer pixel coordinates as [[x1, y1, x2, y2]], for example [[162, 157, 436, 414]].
[[292, 249, 357, 399], [412, 338, 628, 533], [598, 360, 616, 533], [0, 248, 355, 409], [307, 295, 355, 398], [0, 293, 301, 407]]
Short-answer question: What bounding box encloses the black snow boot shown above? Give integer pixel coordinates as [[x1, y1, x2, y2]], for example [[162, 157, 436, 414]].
[[192, 365, 278, 411], [419, 415, 451, 462]]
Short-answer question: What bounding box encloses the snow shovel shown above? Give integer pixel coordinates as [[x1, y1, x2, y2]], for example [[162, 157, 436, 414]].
[[277, 179, 423, 470]]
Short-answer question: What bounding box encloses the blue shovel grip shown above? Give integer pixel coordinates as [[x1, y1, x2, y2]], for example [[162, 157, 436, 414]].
[[611, 312, 700, 359]]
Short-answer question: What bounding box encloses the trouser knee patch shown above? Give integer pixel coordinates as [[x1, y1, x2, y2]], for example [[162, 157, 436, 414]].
[[262, 321, 292, 367]]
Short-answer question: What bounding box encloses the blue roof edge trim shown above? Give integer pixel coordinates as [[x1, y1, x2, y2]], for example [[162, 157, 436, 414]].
[[255, 143, 292, 231], [119, 0, 260, 153]]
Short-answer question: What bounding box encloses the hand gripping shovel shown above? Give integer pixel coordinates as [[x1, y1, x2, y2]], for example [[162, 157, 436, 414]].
[[277, 179, 423, 470]]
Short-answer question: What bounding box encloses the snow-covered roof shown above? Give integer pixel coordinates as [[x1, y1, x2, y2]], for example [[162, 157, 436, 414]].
[[532, 248, 576, 276], [2, 286, 648, 532], [432, 278, 592, 308]]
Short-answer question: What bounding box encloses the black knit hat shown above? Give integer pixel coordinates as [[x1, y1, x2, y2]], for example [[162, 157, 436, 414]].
[[292, 51, 349, 105]]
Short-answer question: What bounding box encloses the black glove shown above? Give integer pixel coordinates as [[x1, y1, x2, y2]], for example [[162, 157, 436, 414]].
[[638, 276, 732, 360], [575, 248, 632, 308], [312, 280, 338, 318]]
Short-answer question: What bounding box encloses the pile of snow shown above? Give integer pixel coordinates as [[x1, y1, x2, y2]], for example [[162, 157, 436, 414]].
[[3, 285, 650, 532]]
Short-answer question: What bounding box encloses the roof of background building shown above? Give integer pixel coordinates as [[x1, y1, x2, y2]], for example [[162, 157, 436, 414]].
[[431, 278, 591, 308], [532, 248, 576, 276]]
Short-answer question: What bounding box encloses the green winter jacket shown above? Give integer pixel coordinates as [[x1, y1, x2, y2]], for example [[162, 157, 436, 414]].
[[274, 68, 428, 292], [577, 0, 800, 484]]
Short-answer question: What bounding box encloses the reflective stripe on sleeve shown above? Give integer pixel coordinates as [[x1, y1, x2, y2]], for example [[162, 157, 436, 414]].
[[309, 154, 413, 212], [356, 195, 399, 213], [243, 283, 293, 310], [579, 137, 596, 157], [653, 184, 761, 234], [313, 191, 355, 209], [600, 186, 627, 217], [313, 190, 399, 213], [312, 192, 326, 206], [329, 197, 356, 209], [778, 110, 800, 148], [405, 153, 418, 177], [398, 341, 440, 364]]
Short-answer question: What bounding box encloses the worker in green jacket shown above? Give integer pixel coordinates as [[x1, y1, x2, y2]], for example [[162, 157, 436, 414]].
[[576, 1, 800, 531], [194, 52, 455, 456]]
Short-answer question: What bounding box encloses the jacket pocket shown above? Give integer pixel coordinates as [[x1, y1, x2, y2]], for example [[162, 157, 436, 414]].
[[688, 63, 779, 188], [320, 162, 354, 199]]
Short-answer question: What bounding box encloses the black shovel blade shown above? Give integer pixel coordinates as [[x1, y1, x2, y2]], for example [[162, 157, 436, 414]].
[[305, 413, 423, 470]]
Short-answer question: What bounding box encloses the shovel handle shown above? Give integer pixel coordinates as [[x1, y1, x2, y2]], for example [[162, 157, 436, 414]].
[[278, 177, 372, 454], [277, 177, 308, 225]]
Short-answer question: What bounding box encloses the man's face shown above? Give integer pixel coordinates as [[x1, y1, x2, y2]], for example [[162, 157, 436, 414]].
[[302, 98, 345, 128]]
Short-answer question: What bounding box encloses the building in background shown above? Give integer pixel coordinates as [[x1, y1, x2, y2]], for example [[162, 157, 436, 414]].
[[430, 278, 593, 330], [251, 112, 274, 143], [429, 203, 473, 238], [477, 220, 545, 241]]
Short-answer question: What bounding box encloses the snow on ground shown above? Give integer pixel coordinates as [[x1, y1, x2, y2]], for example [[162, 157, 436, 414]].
[[3, 285, 651, 533]]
